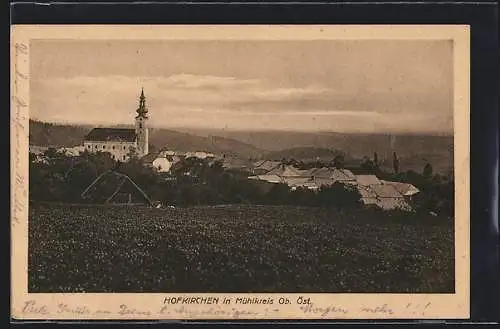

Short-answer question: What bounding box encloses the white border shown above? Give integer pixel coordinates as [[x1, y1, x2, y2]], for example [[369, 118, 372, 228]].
[[11, 25, 470, 320]]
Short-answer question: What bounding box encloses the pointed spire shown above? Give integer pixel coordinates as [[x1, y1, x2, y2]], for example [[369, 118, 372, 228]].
[[136, 87, 148, 118]]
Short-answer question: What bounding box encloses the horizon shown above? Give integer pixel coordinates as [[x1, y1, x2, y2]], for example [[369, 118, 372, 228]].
[[29, 118, 454, 137]]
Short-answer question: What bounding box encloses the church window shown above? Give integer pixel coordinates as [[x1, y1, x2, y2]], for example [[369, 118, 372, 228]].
[[112, 145, 115, 150], [139, 123, 142, 129], [95, 145, 97, 149], [87, 145, 90, 149], [123, 146, 126, 150], [103, 145, 106, 149], [123, 155, 126, 160]]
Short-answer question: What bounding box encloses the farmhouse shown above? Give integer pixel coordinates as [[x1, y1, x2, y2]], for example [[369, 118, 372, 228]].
[[29, 145, 88, 162], [143, 149, 217, 173], [357, 183, 412, 211], [309, 167, 357, 187], [247, 163, 419, 211], [185, 151, 216, 159], [29, 145, 49, 163], [29, 145, 48, 155], [57, 146, 86, 157], [355, 174, 382, 186], [251, 160, 282, 175], [151, 154, 182, 173], [82, 88, 149, 162], [380, 180, 420, 197]]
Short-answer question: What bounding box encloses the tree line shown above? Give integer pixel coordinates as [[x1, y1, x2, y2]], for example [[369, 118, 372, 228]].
[[29, 149, 363, 209], [29, 148, 454, 217]]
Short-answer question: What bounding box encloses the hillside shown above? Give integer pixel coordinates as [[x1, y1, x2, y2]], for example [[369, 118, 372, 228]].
[[180, 128, 454, 174], [148, 128, 263, 158], [29, 120, 93, 148], [28, 120, 454, 174], [264, 146, 453, 174], [182, 129, 453, 157], [28, 120, 264, 159], [265, 147, 350, 162]]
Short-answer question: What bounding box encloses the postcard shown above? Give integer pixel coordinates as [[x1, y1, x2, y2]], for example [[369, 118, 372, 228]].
[[11, 25, 470, 320]]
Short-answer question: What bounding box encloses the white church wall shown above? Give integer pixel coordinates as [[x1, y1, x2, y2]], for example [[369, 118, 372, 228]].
[[83, 141, 137, 162]]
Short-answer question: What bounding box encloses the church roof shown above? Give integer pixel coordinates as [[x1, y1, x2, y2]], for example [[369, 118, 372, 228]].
[[85, 128, 136, 143]]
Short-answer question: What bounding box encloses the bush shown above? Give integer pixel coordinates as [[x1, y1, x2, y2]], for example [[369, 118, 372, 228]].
[[30, 149, 117, 202], [317, 182, 363, 209]]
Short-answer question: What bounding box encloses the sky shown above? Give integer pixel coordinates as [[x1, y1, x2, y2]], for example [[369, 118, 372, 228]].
[[30, 39, 453, 133]]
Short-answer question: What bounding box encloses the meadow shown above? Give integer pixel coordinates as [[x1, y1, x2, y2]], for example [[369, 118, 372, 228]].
[[28, 203, 454, 293]]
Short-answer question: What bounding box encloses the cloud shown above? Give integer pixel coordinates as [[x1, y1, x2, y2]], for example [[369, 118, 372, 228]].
[[159, 74, 260, 89], [250, 86, 331, 101], [31, 74, 337, 116], [30, 74, 452, 133]]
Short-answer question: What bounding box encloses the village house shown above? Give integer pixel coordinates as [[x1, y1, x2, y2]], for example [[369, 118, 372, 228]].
[[247, 163, 419, 211], [143, 149, 217, 173], [251, 160, 282, 175], [57, 146, 87, 157], [29, 145, 87, 162], [185, 151, 216, 159], [29, 145, 49, 163]]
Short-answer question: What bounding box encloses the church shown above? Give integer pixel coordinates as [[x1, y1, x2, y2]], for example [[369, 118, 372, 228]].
[[83, 88, 149, 162]]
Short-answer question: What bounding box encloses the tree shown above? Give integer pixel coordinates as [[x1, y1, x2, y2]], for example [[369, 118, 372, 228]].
[[393, 152, 399, 174], [317, 182, 362, 209], [265, 183, 291, 205], [361, 156, 376, 172], [373, 152, 379, 167], [28, 149, 121, 202], [332, 151, 345, 168], [423, 163, 433, 178], [290, 187, 317, 206]]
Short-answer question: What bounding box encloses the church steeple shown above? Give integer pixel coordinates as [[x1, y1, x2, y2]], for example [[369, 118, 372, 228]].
[[135, 87, 149, 157], [136, 87, 148, 119]]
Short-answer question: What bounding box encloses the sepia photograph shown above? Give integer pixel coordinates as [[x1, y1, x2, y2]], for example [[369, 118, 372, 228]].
[[12, 25, 470, 319]]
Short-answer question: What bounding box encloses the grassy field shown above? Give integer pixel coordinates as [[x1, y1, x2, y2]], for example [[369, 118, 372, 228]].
[[28, 203, 454, 293]]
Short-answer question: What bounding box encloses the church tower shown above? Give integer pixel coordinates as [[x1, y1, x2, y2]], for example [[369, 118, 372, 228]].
[[135, 87, 149, 157]]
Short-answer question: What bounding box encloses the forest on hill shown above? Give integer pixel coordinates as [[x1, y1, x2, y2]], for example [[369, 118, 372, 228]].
[[176, 128, 454, 174], [29, 120, 264, 159], [29, 120, 453, 174]]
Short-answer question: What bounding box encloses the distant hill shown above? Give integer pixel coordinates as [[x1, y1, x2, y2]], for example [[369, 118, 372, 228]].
[[177, 128, 454, 174], [29, 120, 92, 148], [265, 147, 350, 162], [148, 128, 263, 158], [28, 120, 264, 159], [29, 120, 454, 174]]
